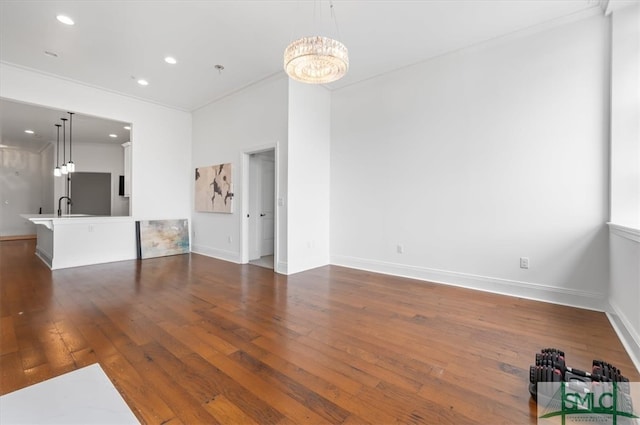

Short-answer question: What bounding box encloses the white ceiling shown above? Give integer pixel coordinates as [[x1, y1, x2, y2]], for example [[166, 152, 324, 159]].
[[0, 98, 130, 152], [0, 0, 605, 150]]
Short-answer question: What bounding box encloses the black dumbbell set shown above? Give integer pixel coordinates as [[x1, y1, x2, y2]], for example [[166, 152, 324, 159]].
[[529, 347, 631, 400], [528, 348, 637, 423]]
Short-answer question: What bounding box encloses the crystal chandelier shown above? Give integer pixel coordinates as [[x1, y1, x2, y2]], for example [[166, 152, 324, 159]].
[[283, 1, 349, 84], [284, 36, 349, 84]]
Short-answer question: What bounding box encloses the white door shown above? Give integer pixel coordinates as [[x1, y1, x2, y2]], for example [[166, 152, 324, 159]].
[[248, 155, 261, 261], [260, 156, 275, 256], [248, 150, 275, 261]]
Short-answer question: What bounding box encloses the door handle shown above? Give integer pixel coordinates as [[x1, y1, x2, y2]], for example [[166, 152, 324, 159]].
[[260, 213, 266, 217]]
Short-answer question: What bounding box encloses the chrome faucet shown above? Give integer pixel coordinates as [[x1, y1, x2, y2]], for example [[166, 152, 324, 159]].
[[57, 196, 72, 216]]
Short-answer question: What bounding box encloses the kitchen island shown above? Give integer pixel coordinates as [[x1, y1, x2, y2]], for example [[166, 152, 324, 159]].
[[21, 214, 137, 270]]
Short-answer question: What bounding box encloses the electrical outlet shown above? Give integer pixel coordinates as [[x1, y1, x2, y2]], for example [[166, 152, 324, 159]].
[[520, 257, 529, 269], [397, 244, 404, 254]]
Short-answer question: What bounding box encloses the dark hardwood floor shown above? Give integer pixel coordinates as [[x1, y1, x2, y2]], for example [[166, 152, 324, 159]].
[[1, 239, 638, 424]]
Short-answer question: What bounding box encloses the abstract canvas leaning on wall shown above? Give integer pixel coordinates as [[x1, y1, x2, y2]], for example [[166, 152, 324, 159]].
[[195, 163, 234, 213], [136, 219, 190, 259]]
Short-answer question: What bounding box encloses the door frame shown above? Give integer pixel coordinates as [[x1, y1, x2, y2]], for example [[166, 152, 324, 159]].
[[240, 142, 279, 270]]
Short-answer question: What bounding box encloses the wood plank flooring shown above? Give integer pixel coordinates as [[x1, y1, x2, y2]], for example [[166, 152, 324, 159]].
[[1, 239, 638, 424]]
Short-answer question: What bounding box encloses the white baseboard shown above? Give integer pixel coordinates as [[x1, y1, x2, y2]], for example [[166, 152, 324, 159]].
[[186, 249, 608, 312], [276, 261, 288, 275], [185, 248, 637, 372], [606, 301, 640, 374], [34, 248, 52, 268], [330, 255, 606, 311], [191, 244, 241, 264], [191, 245, 290, 275]]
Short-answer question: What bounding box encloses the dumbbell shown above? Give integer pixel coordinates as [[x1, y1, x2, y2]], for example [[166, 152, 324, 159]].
[[529, 364, 563, 401], [535, 349, 593, 382], [535, 349, 629, 386], [529, 348, 631, 401], [592, 359, 626, 381]]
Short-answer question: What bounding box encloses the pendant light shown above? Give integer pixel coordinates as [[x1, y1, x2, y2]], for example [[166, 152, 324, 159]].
[[54, 124, 62, 177], [60, 118, 68, 175], [66, 112, 75, 173], [284, 1, 349, 84]]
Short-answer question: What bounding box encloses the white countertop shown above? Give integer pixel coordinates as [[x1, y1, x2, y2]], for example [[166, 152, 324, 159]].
[[21, 214, 132, 220], [21, 214, 134, 230], [21, 214, 93, 219]]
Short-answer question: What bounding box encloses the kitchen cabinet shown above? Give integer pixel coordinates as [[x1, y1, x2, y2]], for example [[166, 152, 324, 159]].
[[121, 142, 131, 197]]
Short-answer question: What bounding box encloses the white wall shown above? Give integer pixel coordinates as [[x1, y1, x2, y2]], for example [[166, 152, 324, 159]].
[[608, 227, 640, 371], [191, 75, 289, 270], [0, 63, 192, 222], [53, 142, 129, 216], [191, 76, 331, 275], [610, 2, 640, 229], [607, 3, 640, 373], [287, 81, 331, 274], [40, 144, 54, 214], [330, 14, 610, 310], [0, 148, 42, 236]]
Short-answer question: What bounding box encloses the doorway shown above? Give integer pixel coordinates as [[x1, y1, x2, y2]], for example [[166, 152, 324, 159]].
[[246, 149, 276, 270]]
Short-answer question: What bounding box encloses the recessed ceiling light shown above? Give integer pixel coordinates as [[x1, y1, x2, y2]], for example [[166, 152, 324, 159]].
[[44, 51, 59, 58], [137, 79, 149, 86], [56, 15, 74, 25], [164, 56, 177, 65], [24, 130, 35, 134], [124, 126, 131, 130], [0, 144, 8, 148], [109, 134, 118, 138]]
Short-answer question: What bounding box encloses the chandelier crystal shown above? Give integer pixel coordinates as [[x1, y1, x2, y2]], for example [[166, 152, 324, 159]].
[[284, 36, 349, 84]]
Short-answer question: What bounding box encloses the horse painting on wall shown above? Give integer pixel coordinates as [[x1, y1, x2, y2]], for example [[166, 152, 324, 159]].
[[195, 163, 234, 213]]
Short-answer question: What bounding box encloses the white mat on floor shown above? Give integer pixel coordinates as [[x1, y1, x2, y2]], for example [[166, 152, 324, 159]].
[[0, 363, 139, 424]]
